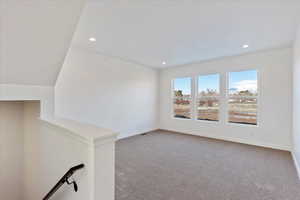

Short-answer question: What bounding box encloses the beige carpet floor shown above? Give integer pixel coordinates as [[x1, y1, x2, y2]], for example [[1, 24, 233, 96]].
[[116, 130, 300, 200]]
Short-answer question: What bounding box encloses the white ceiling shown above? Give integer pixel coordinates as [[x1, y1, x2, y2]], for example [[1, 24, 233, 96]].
[[0, 0, 86, 85], [73, 0, 300, 68]]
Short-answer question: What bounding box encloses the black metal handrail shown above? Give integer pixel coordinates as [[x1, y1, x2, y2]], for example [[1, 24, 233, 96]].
[[43, 164, 85, 200]]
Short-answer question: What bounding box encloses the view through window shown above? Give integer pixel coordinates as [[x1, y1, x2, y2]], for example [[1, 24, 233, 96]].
[[173, 77, 192, 119], [228, 70, 258, 125], [197, 74, 220, 121]]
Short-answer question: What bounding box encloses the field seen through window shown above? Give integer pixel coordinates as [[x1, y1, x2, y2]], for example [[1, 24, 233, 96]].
[[173, 70, 258, 125]]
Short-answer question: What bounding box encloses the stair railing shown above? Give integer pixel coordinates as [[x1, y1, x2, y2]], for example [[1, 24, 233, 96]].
[[43, 164, 85, 200]]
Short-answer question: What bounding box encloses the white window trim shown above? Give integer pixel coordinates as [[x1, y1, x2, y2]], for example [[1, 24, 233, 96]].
[[171, 77, 193, 120], [195, 73, 221, 123], [170, 69, 260, 127], [225, 69, 260, 127]]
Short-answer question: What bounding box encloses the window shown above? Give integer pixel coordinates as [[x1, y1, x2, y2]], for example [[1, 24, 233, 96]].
[[172, 70, 259, 126], [173, 77, 192, 119], [197, 74, 220, 121], [228, 70, 258, 125]]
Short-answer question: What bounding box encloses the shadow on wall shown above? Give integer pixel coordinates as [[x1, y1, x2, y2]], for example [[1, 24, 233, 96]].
[[0, 101, 40, 200]]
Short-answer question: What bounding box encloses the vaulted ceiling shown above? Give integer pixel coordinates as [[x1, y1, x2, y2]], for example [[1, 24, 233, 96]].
[[73, 0, 300, 68], [0, 0, 86, 85], [0, 0, 299, 86]]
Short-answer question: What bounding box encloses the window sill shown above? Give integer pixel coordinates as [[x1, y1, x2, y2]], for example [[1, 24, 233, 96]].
[[227, 122, 259, 128]]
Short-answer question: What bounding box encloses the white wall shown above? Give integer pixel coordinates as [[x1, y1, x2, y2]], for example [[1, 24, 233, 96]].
[[23, 102, 91, 200], [0, 84, 54, 117], [293, 25, 300, 173], [160, 47, 293, 150], [55, 46, 159, 138], [0, 102, 24, 200], [0, 0, 86, 86], [0, 101, 116, 200]]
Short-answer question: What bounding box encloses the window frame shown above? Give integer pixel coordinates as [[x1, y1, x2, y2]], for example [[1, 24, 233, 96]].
[[171, 77, 193, 120], [226, 69, 260, 127], [195, 73, 221, 123], [170, 69, 260, 127]]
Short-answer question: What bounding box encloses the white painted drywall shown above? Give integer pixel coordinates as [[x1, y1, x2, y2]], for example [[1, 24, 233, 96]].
[[23, 101, 117, 200], [160, 47, 293, 150], [0, 0, 86, 85], [0, 102, 24, 200], [0, 84, 54, 117], [0, 100, 117, 200], [293, 25, 300, 171], [74, 0, 300, 68], [23, 101, 91, 200], [55, 46, 159, 138]]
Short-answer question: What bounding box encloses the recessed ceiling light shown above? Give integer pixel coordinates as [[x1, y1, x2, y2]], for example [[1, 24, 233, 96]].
[[89, 37, 96, 42], [162, 61, 166, 65], [243, 44, 249, 49]]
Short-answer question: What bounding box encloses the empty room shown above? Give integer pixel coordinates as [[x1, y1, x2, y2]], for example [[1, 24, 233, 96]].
[[0, 1, 300, 200]]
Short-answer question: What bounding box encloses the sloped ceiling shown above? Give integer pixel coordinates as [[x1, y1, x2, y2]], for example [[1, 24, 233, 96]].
[[0, 0, 299, 84], [0, 0, 86, 85], [73, 0, 300, 68]]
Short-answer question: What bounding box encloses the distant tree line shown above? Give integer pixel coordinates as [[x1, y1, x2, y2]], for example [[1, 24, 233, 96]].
[[174, 89, 257, 106]]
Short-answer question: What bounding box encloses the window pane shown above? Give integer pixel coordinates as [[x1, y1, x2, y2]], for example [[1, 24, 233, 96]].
[[174, 77, 192, 98], [229, 70, 258, 97], [228, 97, 257, 125], [173, 97, 191, 119], [197, 97, 219, 121], [198, 74, 220, 97]]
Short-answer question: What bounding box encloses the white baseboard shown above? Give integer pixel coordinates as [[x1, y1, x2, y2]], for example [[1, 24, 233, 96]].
[[117, 128, 158, 140], [159, 128, 291, 151], [292, 153, 300, 180]]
